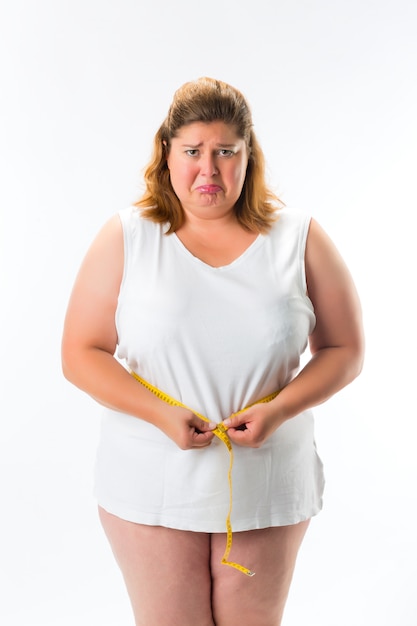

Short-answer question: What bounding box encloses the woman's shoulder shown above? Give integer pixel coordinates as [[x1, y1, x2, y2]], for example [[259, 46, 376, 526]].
[[274, 206, 311, 226], [267, 207, 312, 242], [118, 205, 142, 228], [118, 206, 167, 235]]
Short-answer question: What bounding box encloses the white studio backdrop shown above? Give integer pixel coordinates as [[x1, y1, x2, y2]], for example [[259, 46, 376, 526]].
[[1, 0, 416, 624]]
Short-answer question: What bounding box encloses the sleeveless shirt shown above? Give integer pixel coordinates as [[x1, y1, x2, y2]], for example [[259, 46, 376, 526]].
[[94, 206, 325, 532]]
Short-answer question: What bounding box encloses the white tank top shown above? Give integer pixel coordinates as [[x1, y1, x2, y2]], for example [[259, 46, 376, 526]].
[[94, 206, 325, 532]]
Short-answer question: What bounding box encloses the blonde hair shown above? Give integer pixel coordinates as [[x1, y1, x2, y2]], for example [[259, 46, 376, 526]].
[[135, 77, 283, 233]]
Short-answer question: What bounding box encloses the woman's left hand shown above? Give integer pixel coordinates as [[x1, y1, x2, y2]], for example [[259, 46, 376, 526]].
[[221, 403, 284, 448]]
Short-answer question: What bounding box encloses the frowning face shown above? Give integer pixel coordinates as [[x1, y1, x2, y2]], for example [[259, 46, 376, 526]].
[[166, 120, 249, 222]]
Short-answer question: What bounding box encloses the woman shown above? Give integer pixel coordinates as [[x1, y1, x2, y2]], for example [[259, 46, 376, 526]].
[[62, 77, 364, 625]]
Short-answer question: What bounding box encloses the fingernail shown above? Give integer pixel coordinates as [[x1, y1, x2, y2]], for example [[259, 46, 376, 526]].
[[222, 419, 231, 427], [208, 422, 217, 429]]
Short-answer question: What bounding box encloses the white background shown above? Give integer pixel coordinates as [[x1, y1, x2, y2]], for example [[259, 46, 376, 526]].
[[1, 0, 416, 624]]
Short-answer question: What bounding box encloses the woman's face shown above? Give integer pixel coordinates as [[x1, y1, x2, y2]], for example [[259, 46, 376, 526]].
[[166, 120, 249, 222]]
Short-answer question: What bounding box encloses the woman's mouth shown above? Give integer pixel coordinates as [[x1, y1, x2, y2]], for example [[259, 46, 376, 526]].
[[196, 185, 223, 194]]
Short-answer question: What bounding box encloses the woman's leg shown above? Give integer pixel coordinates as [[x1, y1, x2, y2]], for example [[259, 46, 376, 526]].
[[210, 520, 310, 626], [98, 507, 215, 626]]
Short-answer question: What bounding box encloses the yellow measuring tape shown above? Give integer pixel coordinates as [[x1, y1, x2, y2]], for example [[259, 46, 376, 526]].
[[130, 370, 279, 577]]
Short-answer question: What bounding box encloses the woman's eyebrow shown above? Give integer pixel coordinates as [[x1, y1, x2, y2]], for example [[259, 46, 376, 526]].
[[180, 142, 237, 148]]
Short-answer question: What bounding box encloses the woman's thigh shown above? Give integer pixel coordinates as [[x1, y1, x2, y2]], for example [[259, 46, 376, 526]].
[[210, 520, 310, 626], [98, 507, 215, 626]]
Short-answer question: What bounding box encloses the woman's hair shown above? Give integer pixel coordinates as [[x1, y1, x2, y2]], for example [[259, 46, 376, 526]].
[[135, 77, 283, 233]]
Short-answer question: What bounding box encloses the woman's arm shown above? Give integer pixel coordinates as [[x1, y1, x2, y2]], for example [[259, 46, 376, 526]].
[[224, 218, 365, 447], [61, 215, 215, 449]]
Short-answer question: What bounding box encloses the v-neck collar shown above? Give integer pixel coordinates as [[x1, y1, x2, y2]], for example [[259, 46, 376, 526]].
[[171, 232, 265, 271]]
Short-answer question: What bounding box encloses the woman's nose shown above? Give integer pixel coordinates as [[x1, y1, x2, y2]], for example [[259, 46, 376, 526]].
[[200, 154, 219, 176]]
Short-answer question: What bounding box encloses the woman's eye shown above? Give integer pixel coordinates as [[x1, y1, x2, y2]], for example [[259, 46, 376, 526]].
[[184, 148, 234, 157]]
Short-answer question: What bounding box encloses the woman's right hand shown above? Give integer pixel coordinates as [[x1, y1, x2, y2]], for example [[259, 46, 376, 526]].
[[158, 405, 217, 450]]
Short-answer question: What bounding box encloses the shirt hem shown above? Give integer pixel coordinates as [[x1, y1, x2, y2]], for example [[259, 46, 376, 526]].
[[96, 497, 323, 533]]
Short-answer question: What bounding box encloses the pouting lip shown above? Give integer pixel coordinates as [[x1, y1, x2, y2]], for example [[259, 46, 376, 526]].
[[196, 185, 223, 193]]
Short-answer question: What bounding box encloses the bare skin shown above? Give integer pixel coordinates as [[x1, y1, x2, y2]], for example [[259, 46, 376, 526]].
[[62, 121, 364, 624], [99, 507, 309, 626]]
